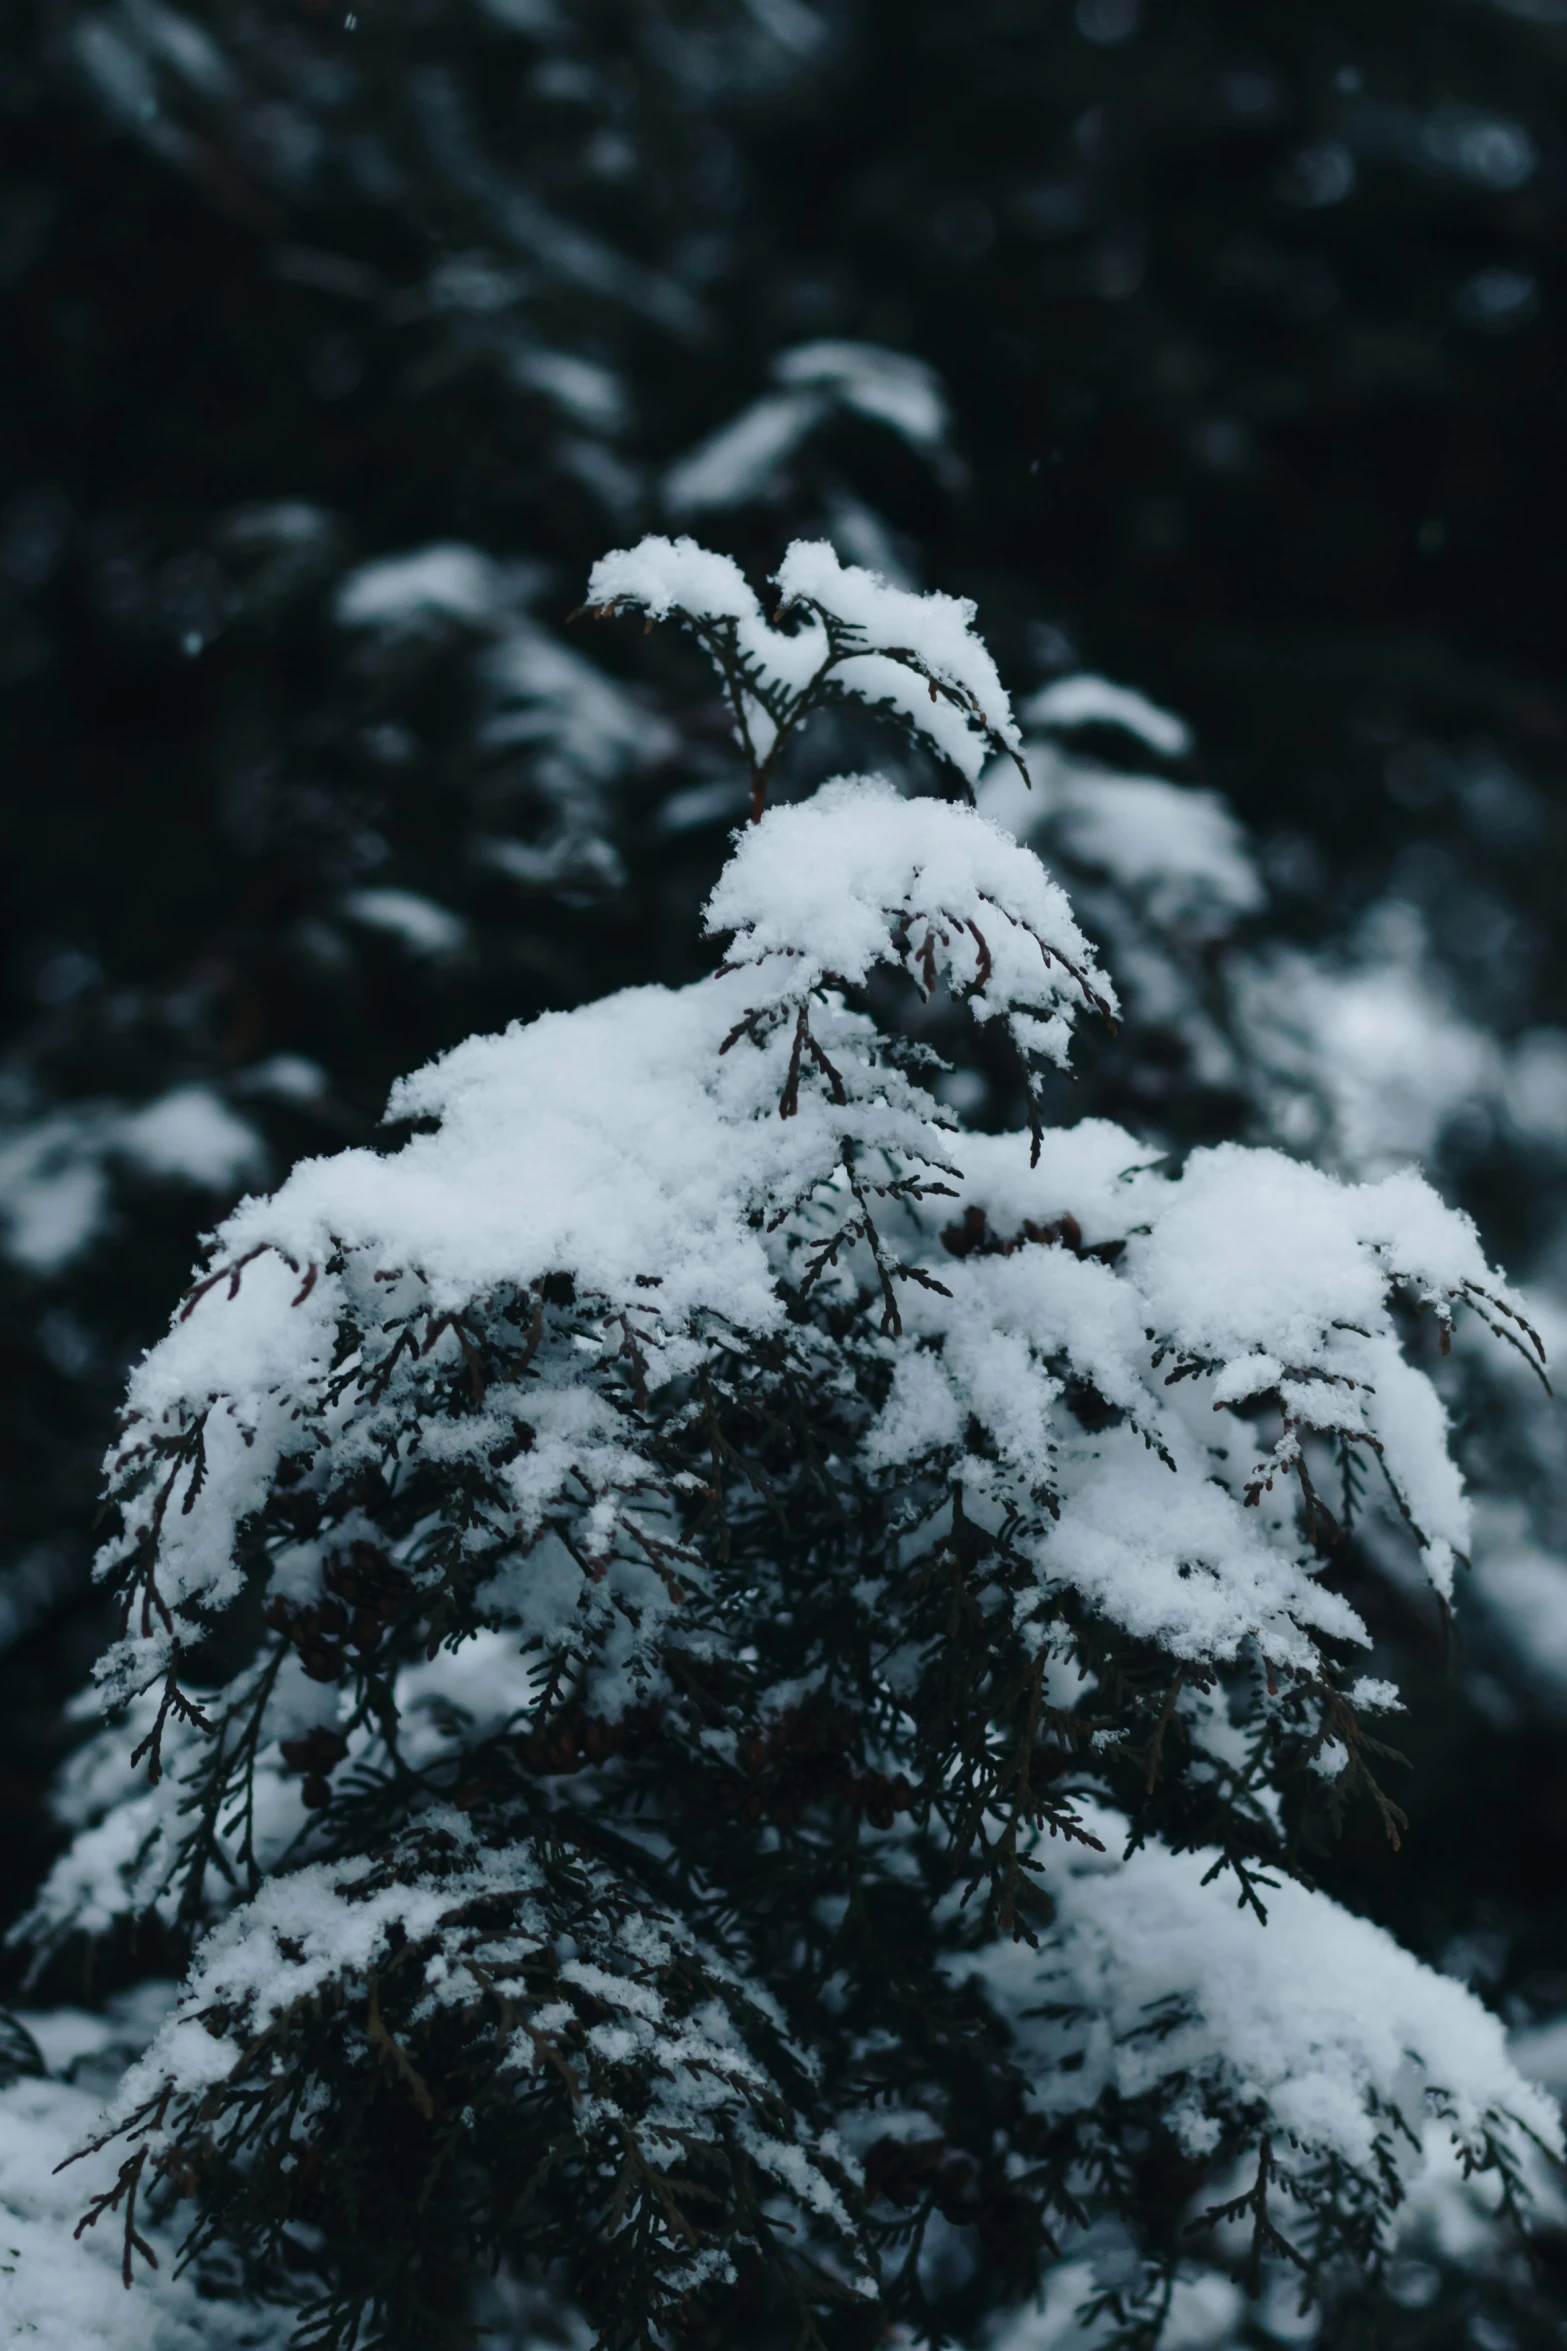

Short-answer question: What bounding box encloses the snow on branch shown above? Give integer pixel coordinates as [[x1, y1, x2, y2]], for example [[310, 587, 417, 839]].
[[583, 533, 1026, 809], [706, 774, 1116, 1084], [77, 1811, 862, 2316], [974, 1817, 1560, 2229]]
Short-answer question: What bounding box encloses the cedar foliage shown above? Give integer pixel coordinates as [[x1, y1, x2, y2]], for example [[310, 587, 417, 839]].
[[12, 541, 1560, 2351], [5, 5, 1567, 2350]]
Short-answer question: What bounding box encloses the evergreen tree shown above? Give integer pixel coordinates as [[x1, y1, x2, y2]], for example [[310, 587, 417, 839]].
[[2, 540, 1559, 2349], [7, 4, 1567, 2347]]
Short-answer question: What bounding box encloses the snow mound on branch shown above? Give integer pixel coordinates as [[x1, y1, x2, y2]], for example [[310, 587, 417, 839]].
[[773, 342, 947, 448], [586, 534, 1019, 782], [1033, 1428, 1367, 1661], [707, 775, 1114, 1056], [1238, 941, 1502, 1178], [1132, 1149, 1492, 1598], [936, 1133, 1502, 1610], [775, 540, 1018, 756], [93, 984, 800, 1673], [665, 391, 826, 515], [341, 886, 467, 957], [172, 980, 880, 1333], [588, 534, 759, 627], [941, 1118, 1168, 1245], [971, 1821, 1561, 2178], [1130, 1146, 1493, 1358], [1050, 774, 1261, 919]]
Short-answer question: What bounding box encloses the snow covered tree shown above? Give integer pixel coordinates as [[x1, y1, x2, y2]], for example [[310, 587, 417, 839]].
[[3, 538, 1559, 2350], [10, 1, 1567, 2338]]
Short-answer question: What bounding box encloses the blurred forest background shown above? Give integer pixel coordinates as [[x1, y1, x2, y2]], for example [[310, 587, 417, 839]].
[[4, 0, 1567, 2311]]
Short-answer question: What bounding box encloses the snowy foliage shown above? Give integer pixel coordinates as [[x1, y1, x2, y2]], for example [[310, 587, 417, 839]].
[[980, 1814, 1558, 2174], [7, 542, 1558, 2351], [585, 533, 1025, 796]]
